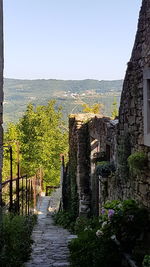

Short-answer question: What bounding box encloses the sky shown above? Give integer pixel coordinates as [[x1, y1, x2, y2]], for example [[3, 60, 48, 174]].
[[3, 0, 142, 81]]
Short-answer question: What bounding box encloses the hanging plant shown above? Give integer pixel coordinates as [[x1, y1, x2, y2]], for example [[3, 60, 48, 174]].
[[96, 161, 116, 178]]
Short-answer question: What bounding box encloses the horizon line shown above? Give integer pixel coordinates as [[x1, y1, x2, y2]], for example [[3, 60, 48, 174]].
[[4, 77, 123, 82]]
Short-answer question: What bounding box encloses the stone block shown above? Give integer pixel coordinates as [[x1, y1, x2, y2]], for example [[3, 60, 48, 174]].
[[139, 183, 149, 196]]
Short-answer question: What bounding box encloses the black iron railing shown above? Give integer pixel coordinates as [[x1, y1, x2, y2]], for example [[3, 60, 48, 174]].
[[0, 143, 43, 215], [1, 173, 42, 215]]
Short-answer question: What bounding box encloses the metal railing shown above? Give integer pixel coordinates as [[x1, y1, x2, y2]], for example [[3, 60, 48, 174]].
[[1, 173, 42, 215], [0, 143, 43, 215]]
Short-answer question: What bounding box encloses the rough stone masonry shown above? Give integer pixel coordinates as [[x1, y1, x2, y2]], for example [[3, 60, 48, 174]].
[[65, 0, 150, 217], [116, 0, 150, 207]]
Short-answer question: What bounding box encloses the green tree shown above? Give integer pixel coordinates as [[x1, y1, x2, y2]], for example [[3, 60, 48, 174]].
[[3, 123, 20, 181], [82, 103, 103, 114], [3, 101, 68, 187], [111, 97, 118, 119]]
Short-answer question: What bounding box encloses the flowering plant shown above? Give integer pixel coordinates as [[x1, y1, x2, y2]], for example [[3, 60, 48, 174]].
[[69, 199, 149, 267]]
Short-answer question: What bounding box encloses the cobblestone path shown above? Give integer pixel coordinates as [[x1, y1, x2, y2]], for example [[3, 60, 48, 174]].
[[25, 190, 75, 267]]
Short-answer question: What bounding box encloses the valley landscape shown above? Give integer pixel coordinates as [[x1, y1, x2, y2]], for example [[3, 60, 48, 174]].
[[3, 78, 123, 127]]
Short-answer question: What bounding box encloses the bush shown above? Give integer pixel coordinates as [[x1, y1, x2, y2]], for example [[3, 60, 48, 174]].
[[0, 212, 37, 266], [96, 161, 115, 177], [143, 255, 150, 267], [53, 211, 76, 232], [69, 199, 149, 267], [69, 226, 121, 267], [74, 216, 99, 235], [127, 151, 148, 174], [53, 211, 100, 235]]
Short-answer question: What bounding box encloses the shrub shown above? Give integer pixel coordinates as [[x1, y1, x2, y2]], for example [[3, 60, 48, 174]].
[[69, 226, 121, 267], [0, 213, 37, 266], [53, 209, 100, 235], [143, 255, 150, 267], [69, 199, 149, 267], [127, 151, 148, 174], [53, 211, 76, 232], [74, 216, 99, 235], [96, 161, 115, 177]]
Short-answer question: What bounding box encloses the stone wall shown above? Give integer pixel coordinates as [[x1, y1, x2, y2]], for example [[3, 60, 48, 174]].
[[66, 0, 150, 215], [0, 0, 3, 204], [88, 116, 118, 215], [68, 114, 92, 216], [67, 114, 117, 216], [116, 0, 150, 208]]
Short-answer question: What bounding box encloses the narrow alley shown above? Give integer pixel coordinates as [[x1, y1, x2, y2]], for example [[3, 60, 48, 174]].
[[25, 190, 76, 267]]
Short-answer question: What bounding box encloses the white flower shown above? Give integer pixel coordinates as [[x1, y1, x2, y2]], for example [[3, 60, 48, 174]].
[[96, 230, 103, 238], [102, 221, 107, 228]]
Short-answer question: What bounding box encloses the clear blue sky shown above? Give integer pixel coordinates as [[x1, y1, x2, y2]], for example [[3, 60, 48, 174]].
[[3, 0, 142, 80]]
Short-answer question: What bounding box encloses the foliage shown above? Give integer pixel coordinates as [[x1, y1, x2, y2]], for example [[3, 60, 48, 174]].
[[3, 101, 68, 187], [111, 97, 118, 119], [69, 229, 121, 267], [81, 103, 103, 114], [96, 161, 115, 177], [74, 216, 100, 235], [0, 213, 37, 266], [3, 123, 20, 181], [53, 211, 99, 235], [53, 211, 76, 233], [127, 151, 148, 175], [143, 255, 150, 267], [69, 199, 149, 267]]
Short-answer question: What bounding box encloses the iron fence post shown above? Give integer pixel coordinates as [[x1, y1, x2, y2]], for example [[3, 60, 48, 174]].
[[16, 163, 20, 213], [40, 167, 43, 194], [16, 142, 20, 213], [25, 175, 28, 215], [9, 146, 13, 211], [28, 179, 30, 215], [21, 176, 23, 215], [33, 175, 36, 211], [31, 179, 33, 204]]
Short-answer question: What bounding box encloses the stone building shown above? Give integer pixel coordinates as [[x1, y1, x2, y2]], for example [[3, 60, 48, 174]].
[[0, 0, 3, 205], [65, 114, 117, 216], [64, 0, 150, 217], [116, 0, 150, 207]]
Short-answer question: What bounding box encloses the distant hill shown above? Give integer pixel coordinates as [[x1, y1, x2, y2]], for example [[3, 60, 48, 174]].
[[3, 78, 123, 127]]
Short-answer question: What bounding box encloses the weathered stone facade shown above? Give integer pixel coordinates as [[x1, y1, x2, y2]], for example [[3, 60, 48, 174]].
[[116, 0, 150, 207], [67, 114, 117, 216], [65, 0, 150, 216], [0, 0, 3, 204], [68, 114, 92, 216]]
